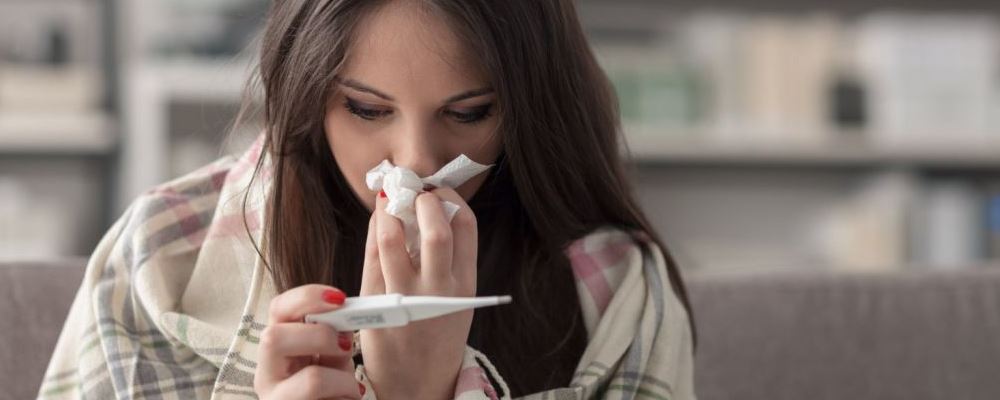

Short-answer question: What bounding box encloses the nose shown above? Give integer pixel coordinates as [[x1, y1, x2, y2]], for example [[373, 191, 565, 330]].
[[390, 118, 446, 178]]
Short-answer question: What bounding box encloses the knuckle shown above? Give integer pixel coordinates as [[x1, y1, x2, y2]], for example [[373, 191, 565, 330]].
[[423, 228, 452, 247], [259, 326, 281, 350], [298, 284, 327, 306], [452, 210, 477, 230], [377, 228, 402, 248]]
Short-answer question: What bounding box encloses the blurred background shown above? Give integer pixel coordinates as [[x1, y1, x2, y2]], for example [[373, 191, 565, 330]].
[[3, 0, 1000, 274]]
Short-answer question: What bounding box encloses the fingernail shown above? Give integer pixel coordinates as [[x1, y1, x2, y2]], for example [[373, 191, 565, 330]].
[[322, 289, 346, 305], [338, 333, 352, 351], [378, 190, 386, 198], [359, 382, 366, 396]]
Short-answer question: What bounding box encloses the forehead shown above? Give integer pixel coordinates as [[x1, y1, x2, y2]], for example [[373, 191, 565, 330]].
[[340, 1, 487, 97]]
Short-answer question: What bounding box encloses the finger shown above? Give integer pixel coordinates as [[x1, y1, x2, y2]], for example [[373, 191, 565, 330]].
[[375, 191, 416, 292], [317, 332, 356, 371], [258, 323, 354, 382], [360, 211, 385, 296], [270, 365, 363, 400], [261, 323, 354, 358], [431, 187, 478, 293], [414, 191, 453, 282], [268, 284, 346, 326]]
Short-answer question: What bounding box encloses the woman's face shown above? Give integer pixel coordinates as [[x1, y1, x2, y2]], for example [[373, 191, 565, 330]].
[[324, 1, 502, 212]]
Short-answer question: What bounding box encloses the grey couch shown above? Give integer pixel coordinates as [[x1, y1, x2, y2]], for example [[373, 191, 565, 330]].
[[3, 260, 1000, 400]]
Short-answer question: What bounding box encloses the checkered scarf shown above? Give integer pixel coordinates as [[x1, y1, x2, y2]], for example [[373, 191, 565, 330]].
[[37, 134, 695, 399]]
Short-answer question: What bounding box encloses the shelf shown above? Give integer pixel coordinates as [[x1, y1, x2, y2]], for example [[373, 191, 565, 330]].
[[0, 112, 115, 155], [625, 132, 1000, 169], [131, 58, 254, 103], [579, 0, 1000, 14]]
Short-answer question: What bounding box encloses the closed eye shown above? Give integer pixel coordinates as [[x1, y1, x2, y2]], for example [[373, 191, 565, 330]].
[[344, 98, 391, 120], [344, 97, 494, 125], [444, 104, 493, 124]]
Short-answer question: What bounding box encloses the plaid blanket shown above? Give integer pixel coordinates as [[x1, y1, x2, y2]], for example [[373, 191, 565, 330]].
[[37, 135, 695, 399]]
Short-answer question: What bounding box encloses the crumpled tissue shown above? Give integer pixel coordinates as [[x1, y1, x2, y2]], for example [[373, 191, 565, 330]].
[[365, 154, 492, 260]]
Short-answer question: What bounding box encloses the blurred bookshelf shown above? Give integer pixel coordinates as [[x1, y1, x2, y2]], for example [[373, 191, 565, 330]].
[[0, 112, 114, 155], [4, 0, 1000, 273], [0, 0, 117, 259], [625, 132, 1000, 169], [116, 0, 265, 216], [578, 1, 1000, 273]]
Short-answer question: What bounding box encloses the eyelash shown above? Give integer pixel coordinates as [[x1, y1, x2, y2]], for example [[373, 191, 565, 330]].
[[343, 98, 494, 125]]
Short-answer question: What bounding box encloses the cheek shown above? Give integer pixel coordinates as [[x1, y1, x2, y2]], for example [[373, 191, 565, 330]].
[[454, 130, 502, 202], [450, 118, 502, 160], [325, 114, 381, 212]]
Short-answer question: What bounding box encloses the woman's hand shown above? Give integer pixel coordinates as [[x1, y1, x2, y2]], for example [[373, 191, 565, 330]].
[[359, 187, 478, 400], [254, 284, 366, 399]]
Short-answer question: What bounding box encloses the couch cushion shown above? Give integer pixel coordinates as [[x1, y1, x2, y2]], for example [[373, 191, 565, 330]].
[[0, 259, 87, 400], [8, 259, 1000, 400], [688, 268, 1000, 400]]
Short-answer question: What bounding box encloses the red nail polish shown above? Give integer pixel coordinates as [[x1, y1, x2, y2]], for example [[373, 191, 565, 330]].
[[378, 190, 386, 198], [339, 333, 352, 351], [322, 289, 346, 305], [359, 383, 366, 395]]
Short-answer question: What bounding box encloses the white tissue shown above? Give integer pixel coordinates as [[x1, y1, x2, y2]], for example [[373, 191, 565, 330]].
[[365, 154, 493, 261]]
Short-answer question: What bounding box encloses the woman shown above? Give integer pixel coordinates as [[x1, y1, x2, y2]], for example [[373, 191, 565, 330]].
[[39, 0, 696, 399]]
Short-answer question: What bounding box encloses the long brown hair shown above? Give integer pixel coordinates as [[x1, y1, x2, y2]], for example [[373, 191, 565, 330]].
[[241, 0, 695, 396]]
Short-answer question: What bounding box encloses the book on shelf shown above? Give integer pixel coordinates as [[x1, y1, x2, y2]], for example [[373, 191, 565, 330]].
[[857, 13, 1000, 147], [988, 185, 1000, 260], [909, 180, 987, 268], [606, 12, 1000, 152]]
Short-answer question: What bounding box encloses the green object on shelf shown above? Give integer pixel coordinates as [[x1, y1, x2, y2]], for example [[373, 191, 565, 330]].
[[607, 61, 703, 135], [608, 69, 641, 122], [990, 195, 1000, 259], [636, 65, 702, 128]]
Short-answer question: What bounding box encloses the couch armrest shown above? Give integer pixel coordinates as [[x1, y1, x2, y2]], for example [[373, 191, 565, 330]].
[[0, 259, 87, 400]]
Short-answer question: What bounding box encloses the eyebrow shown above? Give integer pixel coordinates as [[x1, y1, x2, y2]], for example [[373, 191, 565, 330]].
[[334, 76, 494, 104]]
